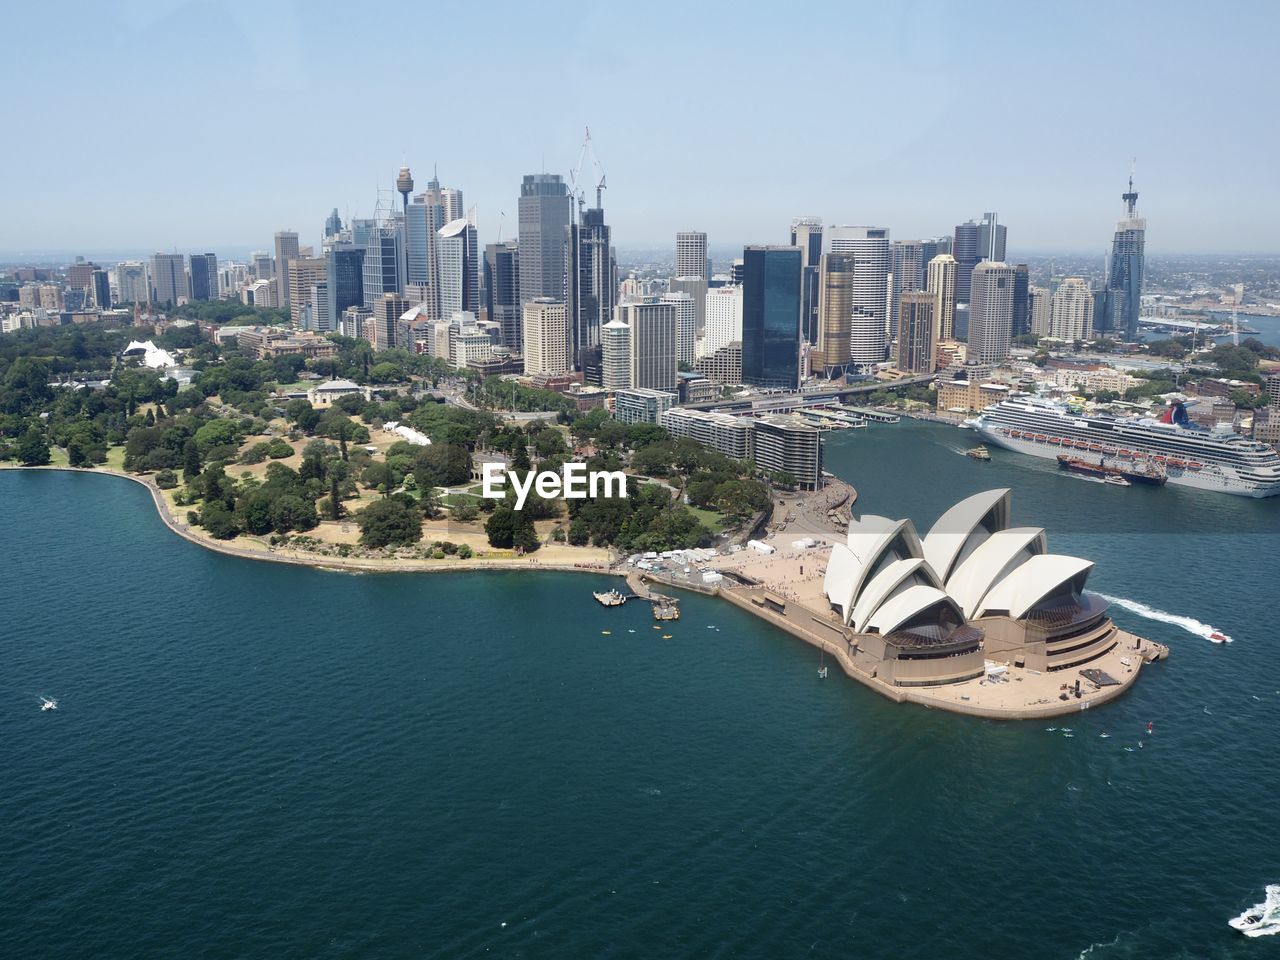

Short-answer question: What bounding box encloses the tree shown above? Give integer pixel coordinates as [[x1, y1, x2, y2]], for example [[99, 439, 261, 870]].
[[199, 501, 240, 539], [16, 425, 50, 466], [485, 502, 516, 548], [355, 499, 422, 548], [183, 439, 201, 481], [271, 494, 319, 534]]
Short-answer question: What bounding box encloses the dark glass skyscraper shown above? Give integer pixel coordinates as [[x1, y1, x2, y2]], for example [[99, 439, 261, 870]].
[[483, 241, 520, 349], [1012, 264, 1030, 336], [327, 244, 365, 329], [517, 174, 572, 308], [567, 206, 614, 383], [953, 212, 1005, 305], [91, 269, 111, 310], [741, 245, 802, 389], [1104, 177, 1146, 340], [189, 253, 218, 301]]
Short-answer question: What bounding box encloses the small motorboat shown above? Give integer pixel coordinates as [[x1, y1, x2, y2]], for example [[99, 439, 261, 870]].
[[1229, 885, 1280, 937], [40, 697, 57, 711], [1209, 631, 1232, 644], [1103, 475, 1131, 487], [601, 630, 611, 636]]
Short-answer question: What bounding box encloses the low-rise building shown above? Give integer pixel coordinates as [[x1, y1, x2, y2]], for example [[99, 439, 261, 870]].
[[936, 379, 1013, 417], [660, 407, 754, 461], [613, 387, 677, 425]]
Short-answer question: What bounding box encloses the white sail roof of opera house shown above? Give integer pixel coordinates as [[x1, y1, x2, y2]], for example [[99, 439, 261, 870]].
[[822, 515, 924, 626], [945, 527, 1048, 618], [865, 584, 962, 637], [850, 557, 941, 633], [822, 490, 1102, 636], [921, 488, 1011, 584], [976, 554, 1094, 620]]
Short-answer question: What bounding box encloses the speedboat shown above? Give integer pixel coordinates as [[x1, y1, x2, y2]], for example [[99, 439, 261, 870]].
[[40, 697, 57, 711], [1209, 631, 1232, 644], [1229, 885, 1280, 937], [1103, 475, 1131, 487]]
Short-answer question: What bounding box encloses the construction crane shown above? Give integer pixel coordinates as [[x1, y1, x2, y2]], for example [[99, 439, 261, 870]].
[[568, 126, 607, 219]]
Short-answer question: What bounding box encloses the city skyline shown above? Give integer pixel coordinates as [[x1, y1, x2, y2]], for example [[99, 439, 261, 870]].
[[3, 0, 1278, 256]]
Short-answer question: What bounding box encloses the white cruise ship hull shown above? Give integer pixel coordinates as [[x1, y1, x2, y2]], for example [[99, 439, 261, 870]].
[[972, 421, 1280, 499]]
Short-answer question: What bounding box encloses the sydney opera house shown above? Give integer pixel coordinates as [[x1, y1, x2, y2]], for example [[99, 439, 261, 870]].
[[822, 488, 1124, 688]]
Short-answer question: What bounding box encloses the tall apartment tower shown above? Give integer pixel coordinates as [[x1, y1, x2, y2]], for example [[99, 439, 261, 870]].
[[741, 245, 802, 389], [522, 298, 570, 375], [668, 276, 708, 339], [274, 231, 300, 307], [661, 291, 697, 366], [676, 231, 709, 280], [567, 204, 614, 383], [1104, 176, 1146, 340], [189, 253, 219, 301], [895, 291, 936, 373], [814, 253, 854, 378], [968, 261, 1016, 364], [926, 254, 958, 342], [437, 219, 480, 318], [517, 174, 572, 307], [601, 315, 631, 390], [623, 300, 678, 392], [889, 240, 925, 337], [790, 217, 823, 345], [483, 241, 521, 349], [149, 253, 189, 305], [1050, 277, 1095, 341], [829, 226, 890, 369], [1029, 285, 1052, 336]]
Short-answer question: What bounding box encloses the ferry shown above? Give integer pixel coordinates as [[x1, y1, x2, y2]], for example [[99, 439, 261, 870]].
[[969, 397, 1280, 498], [965, 445, 991, 461]]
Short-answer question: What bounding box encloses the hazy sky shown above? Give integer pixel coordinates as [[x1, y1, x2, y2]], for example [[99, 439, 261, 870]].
[[4, 0, 1277, 259]]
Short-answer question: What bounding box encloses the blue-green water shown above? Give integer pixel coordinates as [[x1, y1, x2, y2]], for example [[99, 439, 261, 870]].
[[2, 424, 1278, 959]]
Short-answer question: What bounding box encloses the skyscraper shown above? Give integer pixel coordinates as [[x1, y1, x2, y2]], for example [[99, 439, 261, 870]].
[[326, 244, 364, 330], [968, 261, 1016, 364], [829, 226, 890, 369], [704, 285, 743, 356], [814, 253, 854, 378], [896, 291, 935, 373], [668, 276, 707, 339], [406, 185, 445, 317], [483, 241, 520, 349], [522, 298, 570, 376], [741, 245, 802, 389], [274, 231, 300, 307], [91, 269, 111, 310], [661, 291, 697, 366], [926, 254, 957, 342], [676, 231, 709, 280], [362, 215, 403, 309], [1029, 285, 1051, 336], [149, 253, 189, 305], [566, 204, 614, 383], [115, 261, 149, 303], [624, 300, 678, 392], [1012, 264, 1030, 337], [289, 257, 329, 326], [889, 240, 925, 337], [790, 218, 823, 345], [518, 174, 572, 307], [437, 218, 480, 318], [601, 315, 631, 390], [1104, 176, 1146, 340], [1050, 277, 1095, 341], [952, 213, 1004, 305], [189, 253, 218, 301], [324, 208, 342, 238]]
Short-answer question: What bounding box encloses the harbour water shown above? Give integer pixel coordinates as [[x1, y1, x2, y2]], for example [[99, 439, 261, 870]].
[[2, 431, 1278, 959]]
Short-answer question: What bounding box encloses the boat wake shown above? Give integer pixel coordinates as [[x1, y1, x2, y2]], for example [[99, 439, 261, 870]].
[[1092, 593, 1233, 644], [1229, 884, 1280, 937]]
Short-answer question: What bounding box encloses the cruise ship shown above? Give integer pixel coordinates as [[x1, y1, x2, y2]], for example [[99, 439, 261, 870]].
[[969, 397, 1280, 498]]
